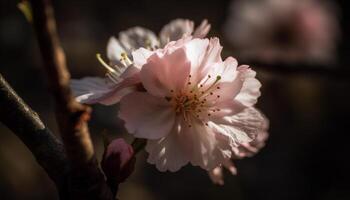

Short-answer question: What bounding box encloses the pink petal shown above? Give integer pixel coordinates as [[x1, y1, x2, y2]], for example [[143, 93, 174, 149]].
[[119, 92, 175, 139], [190, 38, 223, 82], [235, 65, 262, 107], [145, 117, 189, 172], [140, 47, 191, 97], [180, 119, 230, 170], [202, 37, 223, 67], [234, 110, 269, 158], [200, 57, 241, 103], [184, 38, 210, 82], [208, 107, 266, 149]]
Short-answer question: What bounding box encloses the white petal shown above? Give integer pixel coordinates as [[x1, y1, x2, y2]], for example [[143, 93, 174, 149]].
[[131, 47, 154, 68], [193, 19, 211, 38], [107, 37, 126, 64], [70, 77, 115, 104], [70, 75, 140, 105], [159, 19, 194, 46], [119, 27, 159, 52]]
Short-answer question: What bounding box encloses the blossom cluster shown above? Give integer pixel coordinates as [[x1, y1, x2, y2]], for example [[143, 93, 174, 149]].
[[71, 19, 269, 184]]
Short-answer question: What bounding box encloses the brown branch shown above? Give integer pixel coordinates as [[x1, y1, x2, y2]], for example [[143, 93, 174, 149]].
[[29, 0, 113, 199], [0, 73, 69, 199]]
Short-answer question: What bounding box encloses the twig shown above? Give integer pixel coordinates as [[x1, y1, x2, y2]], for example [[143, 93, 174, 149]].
[[0, 73, 69, 199], [29, 0, 113, 199]]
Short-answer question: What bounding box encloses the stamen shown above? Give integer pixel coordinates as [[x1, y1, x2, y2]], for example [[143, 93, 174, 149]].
[[120, 52, 132, 65], [96, 53, 117, 73]]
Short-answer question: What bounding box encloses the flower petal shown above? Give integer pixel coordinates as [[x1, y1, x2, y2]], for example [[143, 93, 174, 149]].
[[208, 107, 266, 149], [107, 37, 127, 64], [193, 19, 211, 38], [184, 38, 210, 82], [208, 159, 237, 185], [159, 19, 194, 46], [131, 47, 154, 68], [70, 77, 116, 104], [200, 57, 241, 103], [190, 38, 223, 82], [119, 92, 175, 139], [235, 65, 262, 106], [140, 47, 191, 97], [234, 110, 269, 158], [70, 75, 140, 105], [145, 117, 189, 172], [119, 27, 159, 53], [180, 119, 231, 170], [208, 167, 224, 185]]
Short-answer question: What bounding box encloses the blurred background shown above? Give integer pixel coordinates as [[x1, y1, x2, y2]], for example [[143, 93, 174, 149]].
[[1, 0, 350, 199]]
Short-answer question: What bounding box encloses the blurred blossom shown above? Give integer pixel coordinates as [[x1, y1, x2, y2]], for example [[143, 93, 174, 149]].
[[119, 37, 267, 172], [209, 113, 269, 185], [223, 0, 340, 64], [70, 19, 210, 105]]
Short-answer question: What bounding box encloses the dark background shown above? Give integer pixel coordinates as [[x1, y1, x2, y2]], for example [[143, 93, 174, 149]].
[[1, 0, 349, 199]]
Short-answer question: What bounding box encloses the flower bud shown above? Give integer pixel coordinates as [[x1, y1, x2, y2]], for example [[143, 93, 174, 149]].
[[101, 138, 135, 184]]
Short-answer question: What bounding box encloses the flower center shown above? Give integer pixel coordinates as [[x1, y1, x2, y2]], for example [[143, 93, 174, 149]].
[[165, 74, 222, 127]]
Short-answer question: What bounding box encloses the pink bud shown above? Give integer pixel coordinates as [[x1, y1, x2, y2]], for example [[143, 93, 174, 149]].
[[101, 138, 135, 184]]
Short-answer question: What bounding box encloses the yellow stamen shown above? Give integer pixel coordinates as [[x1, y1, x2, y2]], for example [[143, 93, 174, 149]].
[[96, 53, 116, 73]]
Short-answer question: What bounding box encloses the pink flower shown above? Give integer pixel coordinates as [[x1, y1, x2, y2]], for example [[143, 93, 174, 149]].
[[70, 19, 210, 105], [119, 37, 267, 172], [208, 113, 269, 185], [224, 0, 339, 64]]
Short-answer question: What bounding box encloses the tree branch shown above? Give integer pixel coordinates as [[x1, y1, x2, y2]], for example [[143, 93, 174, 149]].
[[0, 73, 69, 199], [29, 0, 113, 199]]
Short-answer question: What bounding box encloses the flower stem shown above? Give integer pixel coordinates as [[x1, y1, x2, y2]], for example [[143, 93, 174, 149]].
[[131, 138, 147, 155]]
